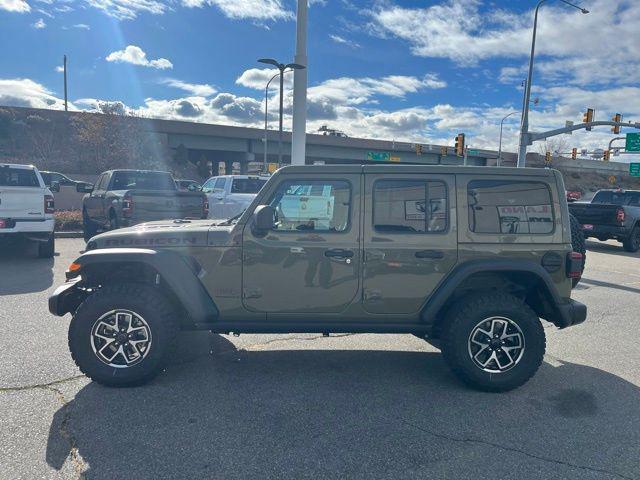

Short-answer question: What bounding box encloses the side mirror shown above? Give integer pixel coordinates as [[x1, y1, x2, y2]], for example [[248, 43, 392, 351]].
[[77, 183, 93, 193], [253, 205, 275, 233], [49, 181, 60, 193], [188, 184, 201, 192]]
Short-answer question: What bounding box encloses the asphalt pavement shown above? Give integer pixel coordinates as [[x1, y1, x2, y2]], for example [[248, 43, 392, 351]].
[[1, 238, 639, 480]]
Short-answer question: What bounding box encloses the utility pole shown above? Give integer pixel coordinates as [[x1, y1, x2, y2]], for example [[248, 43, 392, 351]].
[[291, 0, 308, 166], [63, 55, 68, 112]]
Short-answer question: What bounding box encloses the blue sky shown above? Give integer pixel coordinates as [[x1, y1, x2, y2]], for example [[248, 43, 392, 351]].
[[1, 0, 639, 157]]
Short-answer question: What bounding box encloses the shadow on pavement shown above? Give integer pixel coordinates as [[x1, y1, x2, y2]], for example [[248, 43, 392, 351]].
[[580, 277, 640, 294], [585, 240, 638, 259], [46, 333, 640, 479], [0, 240, 54, 295]]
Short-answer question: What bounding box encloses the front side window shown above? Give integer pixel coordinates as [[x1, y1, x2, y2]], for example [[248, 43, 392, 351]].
[[213, 178, 227, 191], [269, 180, 351, 232], [468, 180, 554, 234], [373, 180, 448, 233]]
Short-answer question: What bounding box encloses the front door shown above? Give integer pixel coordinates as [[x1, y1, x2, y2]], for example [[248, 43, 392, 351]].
[[362, 172, 458, 315], [242, 176, 360, 314]]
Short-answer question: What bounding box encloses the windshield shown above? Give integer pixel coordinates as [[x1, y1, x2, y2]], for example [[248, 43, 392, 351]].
[[231, 178, 267, 194], [111, 172, 176, 191], [0, 167, 40, 187], [592, 191, 640, 206]]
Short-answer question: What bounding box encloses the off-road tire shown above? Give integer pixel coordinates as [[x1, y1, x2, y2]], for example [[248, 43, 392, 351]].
[[622, 225, 640, 253], [82, 209, 99, 242], [569, 213, 586, 287], [441, 293, 545, 392], [69, 283, 179, 387], [37, 233, 55, 258]]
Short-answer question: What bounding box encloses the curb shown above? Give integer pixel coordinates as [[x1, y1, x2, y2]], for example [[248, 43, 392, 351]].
[[55, 231, 84, 239]]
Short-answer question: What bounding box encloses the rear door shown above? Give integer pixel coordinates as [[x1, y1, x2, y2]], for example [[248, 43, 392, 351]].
[[0, 167, 44, 218], [86, 173, 108, 223], [362, 171, 458, 315]]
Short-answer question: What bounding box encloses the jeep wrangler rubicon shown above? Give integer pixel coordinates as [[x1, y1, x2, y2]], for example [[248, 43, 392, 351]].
[[49, 165, 586, 391]]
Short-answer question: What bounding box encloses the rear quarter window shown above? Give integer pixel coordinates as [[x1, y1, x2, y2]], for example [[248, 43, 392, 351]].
[[468, 180, 554, 234]]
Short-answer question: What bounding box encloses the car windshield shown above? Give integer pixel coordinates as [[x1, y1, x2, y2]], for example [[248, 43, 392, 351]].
[[592, 191, 640, 206], [231, 178, 267, 194], [111, 172, 175, 191], [0, 167, 39, 187]]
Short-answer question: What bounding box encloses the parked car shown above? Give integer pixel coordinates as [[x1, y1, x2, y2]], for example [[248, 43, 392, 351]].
[[569, 189, 640, 252], [50, 165, 586, 391], [175, 179, 201, 192], [40, 171, 92, 190], [0, 163, 57, 257], [80, 169, 209, 241], [201, 174, 268, 219]]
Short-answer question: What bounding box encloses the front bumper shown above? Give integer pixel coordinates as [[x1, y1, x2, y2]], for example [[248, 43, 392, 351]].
[[555, 299, 587, 329], [48, 278, 85, 316]]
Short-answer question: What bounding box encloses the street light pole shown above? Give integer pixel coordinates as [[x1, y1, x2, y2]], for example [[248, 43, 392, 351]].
[[258, 58, 305, 168], [263, 73, 279, 172], [291, 0, 308, 166], [498, 111, 519, 166], [517, 0, 589, 167]]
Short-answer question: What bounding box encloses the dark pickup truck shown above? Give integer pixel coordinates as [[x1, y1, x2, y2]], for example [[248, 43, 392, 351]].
[[569, 189, 640, 252], [80, 169, 208, 241]]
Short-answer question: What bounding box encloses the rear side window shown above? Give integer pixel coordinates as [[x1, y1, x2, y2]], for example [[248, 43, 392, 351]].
[[592, 191, 639, 205], [0, 167, 40, 187], [231, 178, 267, 194], [373, 180, 448, 233], [468, 180, 554, 234], [111, 172, 175, 191]]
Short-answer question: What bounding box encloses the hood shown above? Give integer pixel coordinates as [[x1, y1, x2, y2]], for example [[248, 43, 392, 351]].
[[88, 219, 237, 250]]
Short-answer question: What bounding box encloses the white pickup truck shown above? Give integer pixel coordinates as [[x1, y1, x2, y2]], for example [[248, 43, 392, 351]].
[[0, 163, 57, 258], [201, 174, 268, 219]]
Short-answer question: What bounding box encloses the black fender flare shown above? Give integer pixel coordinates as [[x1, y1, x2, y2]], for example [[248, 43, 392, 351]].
[[54, 248, 218, 324], [420, 259, 579, 330]]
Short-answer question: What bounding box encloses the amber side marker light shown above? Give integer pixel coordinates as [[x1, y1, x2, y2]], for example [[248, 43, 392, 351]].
[[68, 262, 81, 272]]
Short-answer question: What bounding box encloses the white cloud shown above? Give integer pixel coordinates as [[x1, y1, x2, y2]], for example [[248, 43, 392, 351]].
[[0, 78, 70, 110], [235, 68, 294, 90], [106, 45, 173, 70], [32, 17, 46, 28], [160, 78, 217, 97], [73, 23, 90, 29], [86, 0, 168, 19], [181, 0, 293, 21], [329, 34, 360, 49], [0, 0, 30, 12], [55, 65, 64, 72]]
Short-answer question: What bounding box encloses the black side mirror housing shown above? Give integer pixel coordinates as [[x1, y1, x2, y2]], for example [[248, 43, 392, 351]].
[[253, 205, 275, 233], [49, 181, 60, 193], [77, 183, 94, 193]]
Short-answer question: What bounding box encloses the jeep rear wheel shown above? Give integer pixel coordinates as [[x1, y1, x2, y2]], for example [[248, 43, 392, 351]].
[[69, 284, 178, 387], [441, 293, 545, 392]]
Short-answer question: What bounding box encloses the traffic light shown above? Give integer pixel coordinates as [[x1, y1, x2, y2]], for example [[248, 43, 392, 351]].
[[571, 147, 577, 160], [545, 151, 551, 164], [440, 146, 448, 156], [611, 113, 622, 134], [415, 144, 422, 155], [454, 133, 465, 156], [583, 108, 594, 131], [603, 150, 610, 161]]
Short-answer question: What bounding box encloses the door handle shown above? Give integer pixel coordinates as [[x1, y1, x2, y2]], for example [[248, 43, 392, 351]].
[[324, 249, 354, 259], [415, 250, 444, 259]]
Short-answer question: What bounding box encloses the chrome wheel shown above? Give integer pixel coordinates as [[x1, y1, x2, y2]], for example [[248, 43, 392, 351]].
[[90, 310, 152, 368], [467, 316, 525, 373]]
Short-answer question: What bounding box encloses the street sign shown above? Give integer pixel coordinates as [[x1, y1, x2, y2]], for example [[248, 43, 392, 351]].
[[626, 133, 640, 152], [608, 175, 616, 185], [390, 155, 401, 163], [565, 120, 573, 134], [367, 151, 390, 162], [267, 162, 278, 173], [630, 163, 640, 177], [467, 149, 480, 156]]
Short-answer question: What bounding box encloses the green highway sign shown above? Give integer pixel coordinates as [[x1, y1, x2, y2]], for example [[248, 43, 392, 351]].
[[630, 163, 640, 177], [626, 132, 640, 152], [367, 151, 390, 162], [467, 149, 480, 156]]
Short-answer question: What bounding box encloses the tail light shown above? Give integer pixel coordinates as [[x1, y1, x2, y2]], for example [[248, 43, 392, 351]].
[[566, 252, 583, 279], [44, 194, 55, 214], [122, 194, 133, 217], [616, 207, 625, 223], [202, 197, 209, 218]]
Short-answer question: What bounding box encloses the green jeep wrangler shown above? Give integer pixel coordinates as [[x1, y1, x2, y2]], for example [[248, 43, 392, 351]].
[[49, 165, 586, 391]]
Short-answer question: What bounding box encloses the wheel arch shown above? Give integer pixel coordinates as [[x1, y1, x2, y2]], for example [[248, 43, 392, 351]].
[[421, 259, 570, 337], [62, 248, 218, 326]]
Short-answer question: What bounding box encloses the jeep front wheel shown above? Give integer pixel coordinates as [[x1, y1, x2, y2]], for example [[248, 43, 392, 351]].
[[441, 293, 545, 392], [69, 284, 178, 387]]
